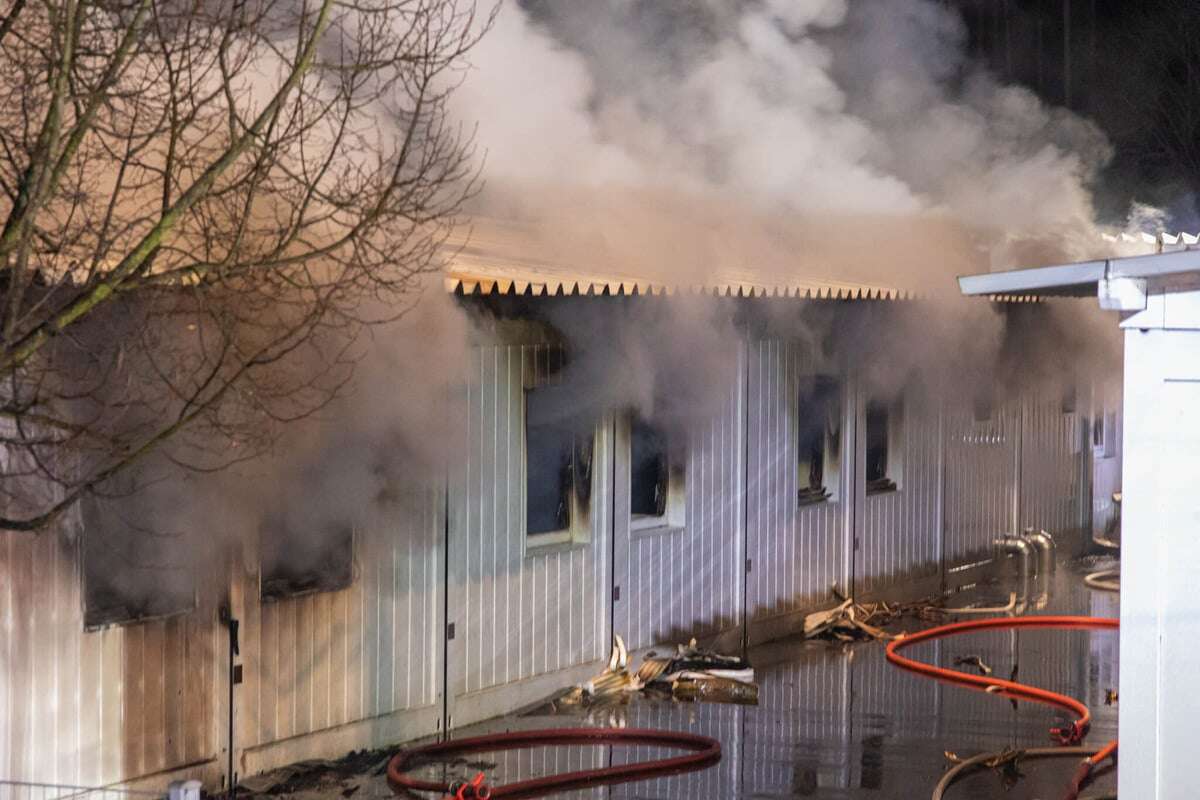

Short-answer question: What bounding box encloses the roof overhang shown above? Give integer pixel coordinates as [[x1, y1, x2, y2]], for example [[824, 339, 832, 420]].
[[958, 249, 1200, 311]]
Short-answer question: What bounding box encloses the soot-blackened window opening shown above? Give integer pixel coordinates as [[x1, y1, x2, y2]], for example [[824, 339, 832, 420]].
[[865, 398, 900, 495], [798, 376, 841, 506], [82, 493, 195, 630], [260, 515, 354, 602], [973, 387, 994, 423], [630, 417, 669, 517], [525, 385, 593, 538]]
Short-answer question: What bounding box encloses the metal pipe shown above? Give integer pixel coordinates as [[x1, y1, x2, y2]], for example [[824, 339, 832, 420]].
[[994, 536, 1033, 602], [1023, 528, 1057, 575], [994, 536, 1033, 577]]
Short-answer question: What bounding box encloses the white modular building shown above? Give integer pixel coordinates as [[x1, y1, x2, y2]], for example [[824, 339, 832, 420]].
[[0, 244, 1114, 794]]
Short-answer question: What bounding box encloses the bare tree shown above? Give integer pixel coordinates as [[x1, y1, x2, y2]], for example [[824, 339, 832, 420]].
[[0, 0, 492, 531]]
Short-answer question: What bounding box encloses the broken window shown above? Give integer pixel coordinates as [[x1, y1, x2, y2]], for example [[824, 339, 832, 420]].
[[627, 414, 686, 530], [1093, 406, 1118, 460], [260, 514, 354, 602], [1061, 384, 1077, 414], [525, 385, 595, 544], [82, 492, 195, 630], [630, 416, 669, 517], [798, 376, 841, 506], [865, 398, 901, 495], [972, 387, 994, 423]]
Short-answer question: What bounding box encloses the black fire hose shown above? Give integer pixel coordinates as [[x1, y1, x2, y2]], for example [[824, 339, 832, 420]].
[[387, 727, 721, 799]]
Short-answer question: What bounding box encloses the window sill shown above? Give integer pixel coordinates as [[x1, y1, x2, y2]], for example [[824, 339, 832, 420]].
[[84, 603, 196, 633], [631, 523, 686, 539], [524, 539, 591, 559], [798, 496, 839, 509]]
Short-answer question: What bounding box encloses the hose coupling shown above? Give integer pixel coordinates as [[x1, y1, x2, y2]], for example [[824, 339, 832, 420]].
[[1051, 720, 1088, 746]]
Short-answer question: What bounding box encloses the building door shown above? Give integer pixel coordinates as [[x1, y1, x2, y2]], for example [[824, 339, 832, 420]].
[[444, 343, 613, 731], [744, 340, 852, 645], [611, 355, 747, 654]]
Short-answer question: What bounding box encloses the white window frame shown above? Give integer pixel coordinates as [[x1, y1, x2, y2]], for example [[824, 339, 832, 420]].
[[628, 413, 686, 533], [523, 387, 595, 552]]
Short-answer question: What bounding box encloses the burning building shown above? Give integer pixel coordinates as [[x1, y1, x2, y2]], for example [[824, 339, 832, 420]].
[[0, 220, 1122, 794]]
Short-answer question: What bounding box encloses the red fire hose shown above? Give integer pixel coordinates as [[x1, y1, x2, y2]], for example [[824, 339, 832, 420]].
[[886, 615, 1119, 799], [387, 727, 721, 799]]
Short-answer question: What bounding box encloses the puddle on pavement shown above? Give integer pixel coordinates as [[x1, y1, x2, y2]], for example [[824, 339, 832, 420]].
[[459, 559, 1121, 799]]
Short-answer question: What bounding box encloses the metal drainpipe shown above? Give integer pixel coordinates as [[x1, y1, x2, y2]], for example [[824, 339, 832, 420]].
[[218, 605, 240, 799], [1012, 396, 1024, 541], [843, 365, 859, 601], [1023, 529, 1057, 575], [740, 342, 751, 655], [994, 536, 1034, 602]]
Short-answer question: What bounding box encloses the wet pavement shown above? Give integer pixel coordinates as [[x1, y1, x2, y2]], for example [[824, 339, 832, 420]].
[[258, 556, 1121, 800]]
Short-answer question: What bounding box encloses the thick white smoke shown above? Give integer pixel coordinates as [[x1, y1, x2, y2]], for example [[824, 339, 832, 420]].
[[452, 0, 1123, 277]]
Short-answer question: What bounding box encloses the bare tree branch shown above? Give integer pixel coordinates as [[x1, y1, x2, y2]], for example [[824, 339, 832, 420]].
[[0, 0, 494, 532]]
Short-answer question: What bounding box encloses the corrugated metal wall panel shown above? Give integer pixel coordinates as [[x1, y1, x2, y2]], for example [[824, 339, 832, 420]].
[[448, 344, 610, 700], [0, 512, 216, 785], [1020, 400, 1088, 539], [943, 406, 1019, 567], [614, 346, 745, 652], [746, 340, 847, 624], [854, 386, 943, 596], [242, 490, 443, 748]]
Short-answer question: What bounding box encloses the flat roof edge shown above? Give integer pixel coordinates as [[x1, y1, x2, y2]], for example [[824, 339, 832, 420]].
[[959, 249, 1200, 297], [958, 261, 1107, 296]]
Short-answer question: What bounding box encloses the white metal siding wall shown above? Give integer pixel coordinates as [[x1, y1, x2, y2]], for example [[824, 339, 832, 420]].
[[613, 346, 745, 652], [448, 344, 610, 704], [1020, 399, 1089, 542], [942, 405, 1019, 568], [0, 514, 217, 786], [746, 340, 848, 627], [854, 386, 943, 597], [238, 490, 444, 750]]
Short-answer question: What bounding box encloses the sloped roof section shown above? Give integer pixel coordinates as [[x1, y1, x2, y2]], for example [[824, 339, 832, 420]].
[[441, 217, 918, 301]]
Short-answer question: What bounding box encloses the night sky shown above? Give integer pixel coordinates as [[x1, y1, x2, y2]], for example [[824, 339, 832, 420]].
[[954, 0, 1200, 227]]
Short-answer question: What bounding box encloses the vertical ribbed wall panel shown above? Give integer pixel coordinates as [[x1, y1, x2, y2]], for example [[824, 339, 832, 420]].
[[1020, 399, 1088, 539], [614, 345, 745, 652], [449, 344, 609, 699], [0, 512, 216, 785], [242, 489, 443, 748], [942, 405, 1019, 567], [854, 388, 943, 596], [746, 340, 847, 624]]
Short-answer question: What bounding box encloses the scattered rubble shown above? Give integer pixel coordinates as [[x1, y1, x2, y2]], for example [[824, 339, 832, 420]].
[[236, 750, 392, 797], [561, 635, 758, 706], [801, 594, 940, 642]]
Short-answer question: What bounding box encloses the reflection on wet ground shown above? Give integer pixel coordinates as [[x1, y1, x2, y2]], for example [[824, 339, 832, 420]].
[[426, 557, 1119, 799]]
